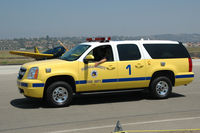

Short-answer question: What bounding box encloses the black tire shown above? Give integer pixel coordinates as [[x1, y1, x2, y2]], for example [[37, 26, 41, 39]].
[[45, 81, 73, 107], [149, 76, 172, 99]]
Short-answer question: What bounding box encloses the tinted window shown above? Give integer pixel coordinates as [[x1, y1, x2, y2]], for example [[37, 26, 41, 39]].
[[117, 44, 141, 61], [143, 43, 190, 59]]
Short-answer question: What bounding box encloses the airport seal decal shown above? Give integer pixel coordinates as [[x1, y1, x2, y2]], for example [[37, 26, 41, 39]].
[[91, 70, 98, 78]]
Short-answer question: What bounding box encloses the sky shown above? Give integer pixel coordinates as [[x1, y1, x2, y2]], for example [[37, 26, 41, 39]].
[[0, 0, 200, 39]]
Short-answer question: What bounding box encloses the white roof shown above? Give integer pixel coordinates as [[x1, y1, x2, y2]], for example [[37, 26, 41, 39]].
[[81, 40, 179, 46]]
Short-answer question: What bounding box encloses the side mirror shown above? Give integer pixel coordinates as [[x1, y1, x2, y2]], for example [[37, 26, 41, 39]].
[[84, 55, 94, 64]]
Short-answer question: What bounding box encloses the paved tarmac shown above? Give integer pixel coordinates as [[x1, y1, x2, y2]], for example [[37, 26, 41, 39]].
[[0, 60, 199, 133]]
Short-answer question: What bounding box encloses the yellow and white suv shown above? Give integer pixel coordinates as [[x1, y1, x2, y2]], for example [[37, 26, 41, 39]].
[[17, 37, 194, 107]]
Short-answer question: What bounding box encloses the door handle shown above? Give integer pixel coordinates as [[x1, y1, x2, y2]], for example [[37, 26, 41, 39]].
[[106, 65, 115, 70], [135, 63, 144, 68]]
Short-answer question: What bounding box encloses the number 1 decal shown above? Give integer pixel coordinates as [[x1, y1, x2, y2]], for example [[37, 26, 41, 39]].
[[126, 64, 131, 75]]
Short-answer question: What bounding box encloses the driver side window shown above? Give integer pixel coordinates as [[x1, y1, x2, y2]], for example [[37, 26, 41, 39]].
[[87, 45, 114, 62]]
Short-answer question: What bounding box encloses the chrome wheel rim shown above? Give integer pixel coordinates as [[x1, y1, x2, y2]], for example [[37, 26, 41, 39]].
[[52, 87, 68, 104], [156, 81, 169, 96]]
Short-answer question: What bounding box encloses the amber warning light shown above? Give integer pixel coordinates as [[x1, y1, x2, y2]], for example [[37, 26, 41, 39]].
[[86, 37, 111, 42]]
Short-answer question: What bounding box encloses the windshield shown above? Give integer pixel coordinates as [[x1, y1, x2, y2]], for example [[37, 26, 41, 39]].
[[60, 44, 90, 61]]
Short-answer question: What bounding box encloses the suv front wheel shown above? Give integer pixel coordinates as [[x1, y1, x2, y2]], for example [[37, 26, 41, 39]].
[[150, 76, 172, 99], [46, 81, 73, 107]]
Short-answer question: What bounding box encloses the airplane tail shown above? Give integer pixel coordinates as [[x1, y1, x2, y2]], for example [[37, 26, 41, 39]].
[[34, 46, 40, 53]]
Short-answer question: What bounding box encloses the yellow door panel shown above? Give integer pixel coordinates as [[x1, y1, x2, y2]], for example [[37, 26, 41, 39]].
[[117, 60, 149, 89], [77, 61, 118, 92]]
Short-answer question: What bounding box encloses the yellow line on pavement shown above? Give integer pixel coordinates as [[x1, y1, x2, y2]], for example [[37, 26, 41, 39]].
[[115, 129, 200, 133]]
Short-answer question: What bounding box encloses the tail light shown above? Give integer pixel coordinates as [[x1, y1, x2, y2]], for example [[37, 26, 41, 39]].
[[188, 58, 192, 72]]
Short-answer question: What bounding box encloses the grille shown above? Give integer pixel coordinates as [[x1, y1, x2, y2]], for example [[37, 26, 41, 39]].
[[18, 67, 27, 80]]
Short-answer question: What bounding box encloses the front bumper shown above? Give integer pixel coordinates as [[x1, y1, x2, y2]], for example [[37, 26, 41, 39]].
[[17, 79, 45, 98]]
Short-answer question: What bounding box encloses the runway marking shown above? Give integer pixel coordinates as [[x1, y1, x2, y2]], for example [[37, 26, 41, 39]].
[[47, 116, 200, 133], [123, 129, 200, 132]]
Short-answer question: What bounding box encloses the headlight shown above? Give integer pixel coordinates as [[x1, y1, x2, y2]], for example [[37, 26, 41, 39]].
[[27, 67, 39, 79]]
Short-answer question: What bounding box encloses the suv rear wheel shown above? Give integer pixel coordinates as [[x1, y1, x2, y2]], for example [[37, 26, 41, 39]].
[[150, 76, 172, 99], [46, 81, 73, 107]]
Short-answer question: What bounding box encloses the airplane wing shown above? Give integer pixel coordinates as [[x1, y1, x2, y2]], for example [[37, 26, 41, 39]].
[[9, 50, 54, 60], [9, 42, 68, 60]]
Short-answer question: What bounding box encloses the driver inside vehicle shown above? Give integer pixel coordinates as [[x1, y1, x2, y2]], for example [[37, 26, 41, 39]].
[[92, 45, 113, 67]]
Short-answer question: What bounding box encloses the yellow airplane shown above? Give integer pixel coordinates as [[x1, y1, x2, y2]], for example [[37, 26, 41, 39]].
[[9, 40, 69, 60]]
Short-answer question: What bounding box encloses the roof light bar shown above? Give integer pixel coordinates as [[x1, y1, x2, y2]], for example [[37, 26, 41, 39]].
[[86, 38, 93, 42], [86, 37, 111, 42]]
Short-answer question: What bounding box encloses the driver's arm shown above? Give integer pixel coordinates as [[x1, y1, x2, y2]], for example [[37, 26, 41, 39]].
[[94, 58, 107, 67]]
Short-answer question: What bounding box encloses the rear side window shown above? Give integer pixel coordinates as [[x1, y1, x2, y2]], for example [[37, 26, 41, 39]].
[[143, 43, 190, 59], [117, 44, 141, 61]]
